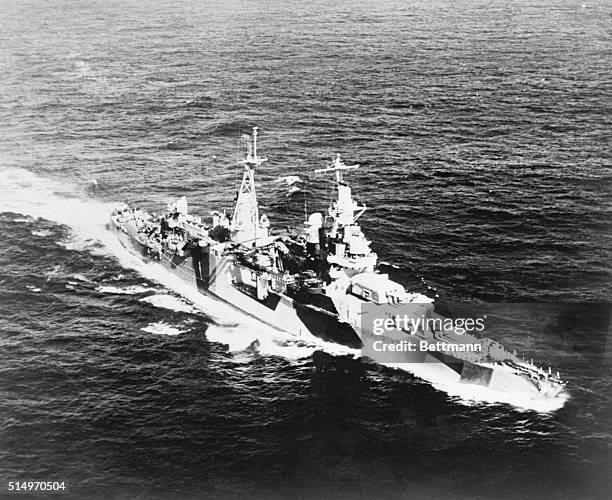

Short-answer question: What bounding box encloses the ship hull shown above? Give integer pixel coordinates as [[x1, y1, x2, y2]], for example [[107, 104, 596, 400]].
[[108, 219, 564, 399], [359, 328, 563, 397], [108, 220, 361, 345]]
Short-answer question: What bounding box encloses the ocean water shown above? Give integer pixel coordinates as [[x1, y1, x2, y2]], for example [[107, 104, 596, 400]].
[[0, 0, 610, 498]]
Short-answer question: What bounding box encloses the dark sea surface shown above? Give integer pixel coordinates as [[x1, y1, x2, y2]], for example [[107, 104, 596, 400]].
[[0, 0, 611, 498]]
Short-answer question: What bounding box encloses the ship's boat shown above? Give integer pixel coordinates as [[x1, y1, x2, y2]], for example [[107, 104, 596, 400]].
[[109, 128, 566, 399]]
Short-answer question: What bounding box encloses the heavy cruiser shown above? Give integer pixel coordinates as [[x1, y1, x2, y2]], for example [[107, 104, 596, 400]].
[[109, 128, 565, 398]]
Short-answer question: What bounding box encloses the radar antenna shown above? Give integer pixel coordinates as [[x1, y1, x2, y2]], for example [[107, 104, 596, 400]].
[[314, 154, 366, 226], [314, 154, 359, 184]]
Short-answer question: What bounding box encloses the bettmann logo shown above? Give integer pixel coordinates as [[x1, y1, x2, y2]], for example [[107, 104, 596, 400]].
[[371, 339, 483, 353]]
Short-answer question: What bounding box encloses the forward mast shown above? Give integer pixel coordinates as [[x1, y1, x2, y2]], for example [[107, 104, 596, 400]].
[[230, 127, 270, 244]]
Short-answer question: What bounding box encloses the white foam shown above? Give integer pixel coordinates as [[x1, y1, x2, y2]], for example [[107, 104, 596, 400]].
[[384, 362, 569, 413], [286, 185, 301, 196], [205, 324, 324, 360], [139, 294, 198, 314], [97, 284, 155, 295], [0, 167, 570, 411], [0, 167, 313, 358], [274, 175, 302, 185], [31, 229, 52, 237], [0, 166, 119, 256], [379, 260, 400, 269], [142, 321, 185, 336], [70, 273, 92, 282]]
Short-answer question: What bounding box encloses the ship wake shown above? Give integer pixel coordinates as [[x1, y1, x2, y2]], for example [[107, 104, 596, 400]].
[[0, 167, 569, 412], [0, 167, 356, 361]]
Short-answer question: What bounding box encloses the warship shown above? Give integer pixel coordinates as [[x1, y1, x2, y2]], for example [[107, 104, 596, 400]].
[[109, 128, 566, 398]]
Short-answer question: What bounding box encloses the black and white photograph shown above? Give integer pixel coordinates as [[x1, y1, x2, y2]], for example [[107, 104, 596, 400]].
[[0, 0, 610, 498]]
